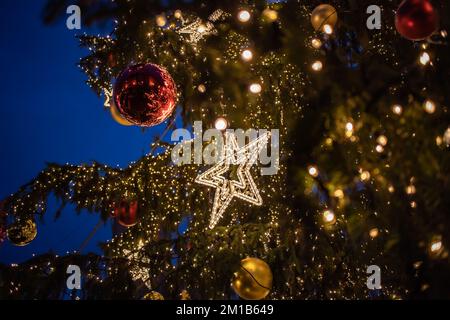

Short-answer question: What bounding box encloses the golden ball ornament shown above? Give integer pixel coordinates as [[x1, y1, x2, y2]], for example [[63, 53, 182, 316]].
[[110, 100, 133, 126], [7, 218, 37, 246], [142, 291, 164, 300], [311, 4, 338, 32], [231, 257, 273, 300]]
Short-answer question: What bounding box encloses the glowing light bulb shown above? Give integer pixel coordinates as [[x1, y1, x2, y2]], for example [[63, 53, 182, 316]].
[[369, 228, 379, 238], [377, 135, 388, 146], [311, 38, 322, 49], [241, 49, 253, 61], [406, 185, 416, 195], [375, 145, 384, 153], [197, 84, 206, 93], [308, 165, 319, 177], [345, 122, 354, 137], [323, 210, 336, 224], [214, 117, 228, 131], [311, 60, 323, 71], [156, 15, 167, 27], [444, 127, 450, 146], [424, 100, 436, 114], [392, 104, 403, 115], [430, 240, 442, 253], [323, 24, 333, 34], [238, 10, 251, 22], [419, 51, 430, 65], [249, 83, 262, 94], [345, 122, 353, 132], [360, 171, 370, 181]]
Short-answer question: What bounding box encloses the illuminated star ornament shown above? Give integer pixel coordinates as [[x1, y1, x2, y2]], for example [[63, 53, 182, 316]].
[[177, 9, 227, 44], [196, 132, 270, 229]]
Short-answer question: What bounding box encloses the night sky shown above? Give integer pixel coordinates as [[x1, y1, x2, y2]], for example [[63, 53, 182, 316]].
[[0, 1, 165, 263]]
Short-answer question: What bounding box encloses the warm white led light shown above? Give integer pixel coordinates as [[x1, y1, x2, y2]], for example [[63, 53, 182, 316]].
[[377, 135, 388, 146], [249, 83, 262, 94], [431, 240, 442, 253], [308, 165, 319, 177], [419, 52, 430, 65], [311, 38, 322, 49], [197, 84, 206, 93], [392, 104, 403, 115], [241, 49, 253, 61], [214, 117, 228, 131], [238, 10, 251, 22], [323, 24, 333, 34], [156, 15, 167, 27], [369, 228, 379, 238], [311, 60, 323, 71], [360, 171, 371, 181], [323, 210, 336, 224], [424, 100, 436, 114]]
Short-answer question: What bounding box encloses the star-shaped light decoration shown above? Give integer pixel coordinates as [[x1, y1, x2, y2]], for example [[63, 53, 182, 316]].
[[122, 239, 152, 288], [177, 9, 227, 44], [196, 132, 270, 229]]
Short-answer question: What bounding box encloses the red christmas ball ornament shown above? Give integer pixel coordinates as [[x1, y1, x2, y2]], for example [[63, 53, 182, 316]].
[[395, 0, 439, 41], [113, 200, 139, 227], [113, 63, 177, 127]]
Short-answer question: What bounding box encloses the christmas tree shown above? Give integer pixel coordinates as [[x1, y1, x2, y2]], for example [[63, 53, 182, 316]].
[[1, 0, 450, 300]]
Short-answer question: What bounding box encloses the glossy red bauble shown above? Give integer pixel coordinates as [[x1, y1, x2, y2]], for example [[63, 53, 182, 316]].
[[113, 63, 177, 127], [395, 0, 438, 41], [113, 201, 139, 228]]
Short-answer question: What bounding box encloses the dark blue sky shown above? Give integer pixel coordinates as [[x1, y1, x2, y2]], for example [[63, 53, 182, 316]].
[[0, 1, 164, 263]]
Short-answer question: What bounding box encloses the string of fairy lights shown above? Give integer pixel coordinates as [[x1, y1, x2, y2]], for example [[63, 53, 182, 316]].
[[2, 0, 450, 299]]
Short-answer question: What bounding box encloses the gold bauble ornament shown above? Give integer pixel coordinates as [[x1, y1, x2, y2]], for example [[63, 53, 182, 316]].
[[110, 101, 133, 126], [311, 4, 338, 31], [7, 218, 37, 246], [231, 257, 273, 300], [142, 291, 164, 300]]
